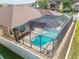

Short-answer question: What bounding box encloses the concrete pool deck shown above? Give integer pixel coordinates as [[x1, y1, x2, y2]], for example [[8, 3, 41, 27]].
[[0, 22, 75, 59]]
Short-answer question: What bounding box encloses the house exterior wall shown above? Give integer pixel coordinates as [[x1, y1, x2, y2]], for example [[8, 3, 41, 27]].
[[0, 25, 15, 39], [2, 26, 9, 36]]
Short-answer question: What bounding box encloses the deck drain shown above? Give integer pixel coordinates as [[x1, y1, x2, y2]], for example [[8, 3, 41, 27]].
[[0, 55, 4, 59]]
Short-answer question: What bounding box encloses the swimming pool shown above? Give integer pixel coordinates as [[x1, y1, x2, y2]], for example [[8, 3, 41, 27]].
[[32, 29, 59, 46], [32, 36, 51, 46]]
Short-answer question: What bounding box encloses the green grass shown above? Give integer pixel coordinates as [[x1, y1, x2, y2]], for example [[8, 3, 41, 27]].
[[70, 21, 79, 59], [0, 44, 24, 59]]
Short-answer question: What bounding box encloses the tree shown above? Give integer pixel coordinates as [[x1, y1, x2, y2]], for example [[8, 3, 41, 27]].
[[63, 0, 72, 12], [38, 0, 48, 9], [0, 4, 3, 8], [64, 0, 72, 8]]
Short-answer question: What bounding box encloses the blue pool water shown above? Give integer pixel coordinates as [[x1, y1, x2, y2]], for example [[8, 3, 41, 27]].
[[32, 36, 52, 46], [32, 29, 59, 46]]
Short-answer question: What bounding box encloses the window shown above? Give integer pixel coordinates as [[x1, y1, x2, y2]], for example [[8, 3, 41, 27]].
[[50, 4, 55, 8]]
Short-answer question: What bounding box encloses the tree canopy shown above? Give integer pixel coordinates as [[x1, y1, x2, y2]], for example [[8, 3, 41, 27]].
[[0, 4, 3, 8], [63, 0, 72, 12], [63, 0, 72, 8], [38, 0, 48, 9]]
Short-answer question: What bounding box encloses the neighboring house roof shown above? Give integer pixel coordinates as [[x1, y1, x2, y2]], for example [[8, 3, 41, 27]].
[[73, 2, 79, 6], [0, 5, 42, 28], [72, 0, 79, 4], [72, 3, 79, 12], [48, 0, 57, 4]]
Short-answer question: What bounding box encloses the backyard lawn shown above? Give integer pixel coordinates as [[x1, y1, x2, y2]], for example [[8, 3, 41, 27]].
[[0, 44, 24, 59], [70, 21, 79, 59]]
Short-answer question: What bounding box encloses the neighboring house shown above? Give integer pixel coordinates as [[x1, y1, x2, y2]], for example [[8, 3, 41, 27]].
[[72, 0, 79, 4], [47, 1, 57, 10], [32, 1, 39, 8], [0, 5, 42, 42], [72, 2, 79, 12], [32, 0, 61, 10], [48, 0, 79, 10]]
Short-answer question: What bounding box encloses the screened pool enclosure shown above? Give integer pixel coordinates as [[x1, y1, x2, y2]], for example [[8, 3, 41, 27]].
[[14, 15, 72, 57]]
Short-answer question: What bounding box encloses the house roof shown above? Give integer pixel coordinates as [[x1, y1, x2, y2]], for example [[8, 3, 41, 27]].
[[0, 5, 42, 28]]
